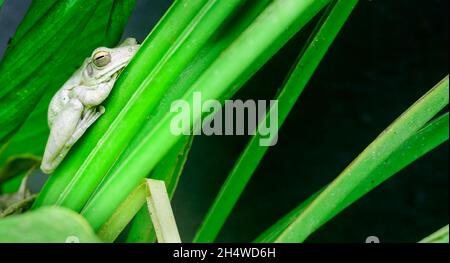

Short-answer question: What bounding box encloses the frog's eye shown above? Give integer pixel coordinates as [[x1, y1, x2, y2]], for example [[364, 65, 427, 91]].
[[92, 50, 111, 68]]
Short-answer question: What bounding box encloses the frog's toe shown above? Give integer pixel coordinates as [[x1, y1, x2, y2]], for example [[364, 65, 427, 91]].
[[120, 38, 137, 47], [40, 162, 55, 174], [98, 105, 105, 114]]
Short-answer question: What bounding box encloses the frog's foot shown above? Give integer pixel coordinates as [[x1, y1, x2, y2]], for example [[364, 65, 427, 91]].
[[119, 38, 138, 47], [67, 106, 105, 145]]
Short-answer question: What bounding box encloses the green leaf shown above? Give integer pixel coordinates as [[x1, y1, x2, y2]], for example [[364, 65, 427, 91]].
[[0, 0, 136, 182], [0, 170, 26, 194], [0, 104, 47, 183], [144, 179, 181, 243], [0, 172, 35, 217], [97, 3, 275, 240], [0, 195, 36, 218], [7, 0, 58, 46], [0, 206, 100, 242], [263, 76, 448, 242], [96, 181, 147, 242], [93, 3, 274, 236], [147, 135, 194, 197], [33, 0, 210, 209], [97, 135, 193, 242], [419, 225, 449, 243], [0, 0, 100, 143], [193, 0, 358, 243], [344, 113, 449, 204], [255, 189, 324, 243], [105, 0, 137, 44], [34, 0, 244, 215], [124, 135, 193, 243], [78, 0, 331, 232], [256, 112, 449, 242]]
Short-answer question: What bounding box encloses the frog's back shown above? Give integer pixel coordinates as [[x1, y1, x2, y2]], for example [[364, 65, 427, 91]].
[[47, 67, 83, 127]]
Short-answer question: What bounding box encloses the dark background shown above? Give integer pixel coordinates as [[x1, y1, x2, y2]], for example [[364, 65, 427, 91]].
[[1, 0, 448, 243]]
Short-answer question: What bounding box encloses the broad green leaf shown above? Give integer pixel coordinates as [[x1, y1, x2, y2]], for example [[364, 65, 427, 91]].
[[0, 0, 100, 143], [105, 0, 137, 44], [0, 170, 26, 194], [193, 0, 358, 243], [0, 104, 46, 183], [0, 206, 100, 242], [256, 112, 449, 242], [7, 0, 58, 46], [0, 0, 136, 182], [419, 225, 449, 243]]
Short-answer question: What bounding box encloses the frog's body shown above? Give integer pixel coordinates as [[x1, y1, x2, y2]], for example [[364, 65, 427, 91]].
[[41, 38, 140, 174]]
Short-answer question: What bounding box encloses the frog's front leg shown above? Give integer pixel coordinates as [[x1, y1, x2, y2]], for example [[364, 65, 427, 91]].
[[41, 99, 84, 174], [64, 80, 114, 145], [72, 79, 115, 107]]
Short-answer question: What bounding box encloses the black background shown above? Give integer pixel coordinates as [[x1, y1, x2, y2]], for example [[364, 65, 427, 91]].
[[1, 0, 448, 243]]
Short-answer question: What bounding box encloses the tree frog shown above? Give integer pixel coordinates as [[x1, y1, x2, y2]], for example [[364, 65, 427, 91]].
[[40, 38, 140, 174]]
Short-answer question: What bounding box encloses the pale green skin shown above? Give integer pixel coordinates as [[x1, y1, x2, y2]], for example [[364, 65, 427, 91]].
[[41, 38, 140, 174]]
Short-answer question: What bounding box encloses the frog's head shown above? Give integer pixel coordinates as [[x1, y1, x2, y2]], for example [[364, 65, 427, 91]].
[[82, 38, 140, 84]]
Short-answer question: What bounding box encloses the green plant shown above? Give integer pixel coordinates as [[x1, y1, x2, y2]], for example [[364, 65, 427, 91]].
[[0, 0, 447, 243]]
